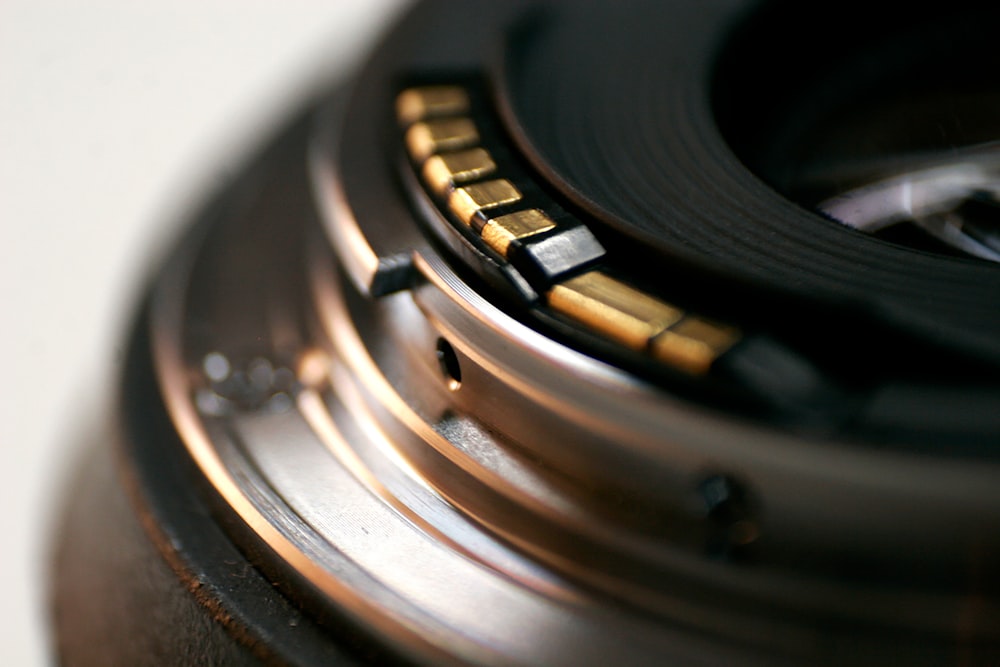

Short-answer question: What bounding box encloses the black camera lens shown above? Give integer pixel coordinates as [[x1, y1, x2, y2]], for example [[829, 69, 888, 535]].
[[53, 1, 1000, 665]]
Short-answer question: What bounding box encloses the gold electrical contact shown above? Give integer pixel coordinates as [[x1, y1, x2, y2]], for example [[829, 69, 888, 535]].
[[422, 148, 497, 196], [651, 317, 740, 375], [547, 271, 684, 350], [405, 118, 479, 162], [397, 83, 742, 375], [481, 209, 556, 256], [395, 85, 470, 126], [448, 179, 522, 225]]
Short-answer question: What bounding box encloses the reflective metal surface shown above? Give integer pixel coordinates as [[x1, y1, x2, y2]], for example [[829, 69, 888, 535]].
[[127, 76, 1000, 663], [818, 145, 1000, 263]]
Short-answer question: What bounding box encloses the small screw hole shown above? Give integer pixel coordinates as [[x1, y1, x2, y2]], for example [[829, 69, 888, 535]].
[[436, 338, 462, 390]]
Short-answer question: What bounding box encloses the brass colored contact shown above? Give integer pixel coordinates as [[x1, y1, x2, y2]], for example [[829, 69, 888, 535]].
[[548, 271, 684, 350], [405, 118, 479, 162], [395, 86, 470, 125], [448, 180, 522, 225], [397, 83, 740, 375], [481, 209, 556, 256], [651, 316, 740, 375], [422, 148, 497, 196]]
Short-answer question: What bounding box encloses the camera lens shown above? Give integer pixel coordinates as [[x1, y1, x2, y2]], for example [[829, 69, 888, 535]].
[[53, 1, 1000, 665]]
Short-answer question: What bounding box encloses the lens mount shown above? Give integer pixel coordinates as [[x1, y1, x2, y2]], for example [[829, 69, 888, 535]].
[[56, 2, 1000, 665]]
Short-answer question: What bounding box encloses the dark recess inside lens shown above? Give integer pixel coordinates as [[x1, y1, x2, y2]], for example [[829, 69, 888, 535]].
[[435, 338, 462, 391], [713, 0, 1000, 259]]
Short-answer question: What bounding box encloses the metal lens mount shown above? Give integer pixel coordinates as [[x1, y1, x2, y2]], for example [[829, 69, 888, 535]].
[[53, 1, 1000, 665]]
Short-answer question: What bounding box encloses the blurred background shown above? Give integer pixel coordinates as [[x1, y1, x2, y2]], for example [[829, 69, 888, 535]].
[[0, 1, 405, 662]]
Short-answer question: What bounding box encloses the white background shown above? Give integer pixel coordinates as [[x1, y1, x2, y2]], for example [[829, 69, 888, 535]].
[[0, 1, 405, 662]]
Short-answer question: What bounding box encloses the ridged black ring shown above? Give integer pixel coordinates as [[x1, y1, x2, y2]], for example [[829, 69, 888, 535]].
[[495, 0, 1000, 364]]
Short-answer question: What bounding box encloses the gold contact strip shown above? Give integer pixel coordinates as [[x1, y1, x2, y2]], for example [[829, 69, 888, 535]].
[[422, 148, 497, 196], [396, 85, 740, 374], [404, 117, 479, 163], [651, 317, 741, 375], [395, 85, 470, 125], [448, 180, 522, 226], [547, 271, 683, 351], [481, 209, 556, 256], [397, 88, 555, 256]]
